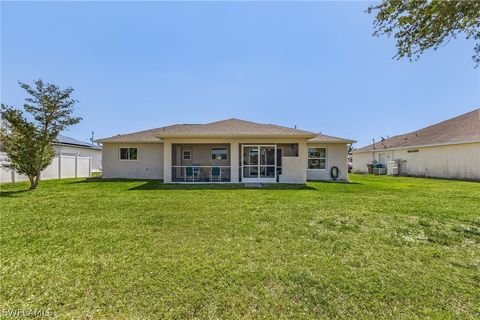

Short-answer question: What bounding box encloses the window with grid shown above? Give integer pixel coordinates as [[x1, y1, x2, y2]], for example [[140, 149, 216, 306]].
[[308, 148, 326, 169], [120, 147, 138, 160], [183, 150, 192, 160]]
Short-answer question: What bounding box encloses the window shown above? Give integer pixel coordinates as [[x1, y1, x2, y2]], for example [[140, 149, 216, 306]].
[[120, 147, 138, 160], [277, 144, 299, 157], [183, 150, 192, 160], [212, 147, 228, 160], [308, 147, 326, 169]]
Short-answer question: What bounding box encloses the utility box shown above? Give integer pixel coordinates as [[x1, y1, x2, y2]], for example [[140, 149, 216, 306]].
[[373, 167, 387, 175]]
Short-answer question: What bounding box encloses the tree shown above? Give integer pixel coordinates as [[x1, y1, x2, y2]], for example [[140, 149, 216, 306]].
[[1, 80, 81, 189], [368, 0, 480, 66], [347, 143, 355, 154]]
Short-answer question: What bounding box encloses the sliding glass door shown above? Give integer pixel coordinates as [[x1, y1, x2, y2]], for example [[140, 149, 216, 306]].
[[242, 145, 276, 182]]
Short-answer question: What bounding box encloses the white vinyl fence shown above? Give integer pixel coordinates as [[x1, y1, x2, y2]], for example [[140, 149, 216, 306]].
[[0, 152, 91, 184]]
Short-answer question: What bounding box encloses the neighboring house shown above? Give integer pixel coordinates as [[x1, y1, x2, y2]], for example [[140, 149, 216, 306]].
[[97, 118, 355, 183], [352, 109, 480, 181], [55, 135, 102, 171]]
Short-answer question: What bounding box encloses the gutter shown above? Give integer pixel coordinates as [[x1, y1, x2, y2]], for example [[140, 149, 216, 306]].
[[308, 139, 356, 144]]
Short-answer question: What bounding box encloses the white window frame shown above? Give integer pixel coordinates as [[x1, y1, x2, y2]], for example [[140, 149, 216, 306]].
[[211, 147, 228, 160], [241, 144, 277, 183], [119, 147, 138, 161], [182, 150, 192, 161], [307, 147, 327, 170]]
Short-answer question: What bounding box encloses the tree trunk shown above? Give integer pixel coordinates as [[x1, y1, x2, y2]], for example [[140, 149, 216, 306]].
[[28, 174, 36, 190], [32, 171, 41, 189]]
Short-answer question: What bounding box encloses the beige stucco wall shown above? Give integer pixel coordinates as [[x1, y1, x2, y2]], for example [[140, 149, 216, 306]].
[[352, 152, 374, 174], [306, 143, 349, 181], [279, 156, 306, 183], [352, 142, 480, 180], [102, 143, 164, 179]]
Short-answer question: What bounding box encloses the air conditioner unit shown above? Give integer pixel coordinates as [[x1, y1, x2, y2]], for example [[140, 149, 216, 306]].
[[392, 166, 399, 176], [387, 160, 400, 176]]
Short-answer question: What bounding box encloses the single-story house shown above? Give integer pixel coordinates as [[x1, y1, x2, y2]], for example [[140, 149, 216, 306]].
[[97, 118, 355, 183], [55, 134, 102, 172], [352, 109, 480, 181]]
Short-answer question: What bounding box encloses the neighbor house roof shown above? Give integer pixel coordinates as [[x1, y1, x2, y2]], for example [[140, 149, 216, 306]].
[[55, 134, 102, 150], [353, 108, 480, 153], [97, 118, 321, 142]]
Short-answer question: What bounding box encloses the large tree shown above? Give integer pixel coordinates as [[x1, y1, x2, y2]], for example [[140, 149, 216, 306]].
[[1, 80, 81, 189], [368, 0, 480, 66]]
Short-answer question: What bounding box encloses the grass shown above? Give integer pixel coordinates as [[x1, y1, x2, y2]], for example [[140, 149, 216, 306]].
[[1, 174, 479, 319]]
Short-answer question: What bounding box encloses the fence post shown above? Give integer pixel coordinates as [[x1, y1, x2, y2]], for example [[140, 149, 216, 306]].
[[11, 169, 15, 183], [58, 154, 62, 179], [75, 155, 78, 178]]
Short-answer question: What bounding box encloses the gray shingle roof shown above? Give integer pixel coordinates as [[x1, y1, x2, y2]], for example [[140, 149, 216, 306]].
[[353, 108, 480, 153], [97, 118, 319, 143]]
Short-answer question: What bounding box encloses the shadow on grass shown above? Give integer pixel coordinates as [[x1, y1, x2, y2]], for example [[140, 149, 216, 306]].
[[308, 180, 362, 185], [69, 177, 360, 190], [0, 189, 31, 197], [128, 180, 318, 191], [67, 177, 144, 184]]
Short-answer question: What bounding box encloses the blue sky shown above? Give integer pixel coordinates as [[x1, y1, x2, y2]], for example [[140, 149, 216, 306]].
[[1, 1, 479, 147]]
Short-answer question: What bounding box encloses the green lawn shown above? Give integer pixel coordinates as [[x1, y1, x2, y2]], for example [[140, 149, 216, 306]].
[[1, 175, 479, 319]]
